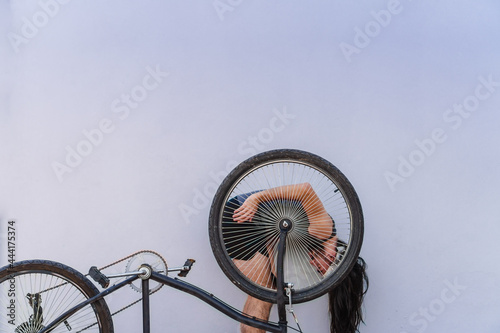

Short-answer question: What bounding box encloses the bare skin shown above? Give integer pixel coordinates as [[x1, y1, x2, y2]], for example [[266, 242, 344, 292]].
[[231, 183, 338, 332], [232, 183, 334, 240], [233, 253, 274, 333], [309, 236, 338, 275]]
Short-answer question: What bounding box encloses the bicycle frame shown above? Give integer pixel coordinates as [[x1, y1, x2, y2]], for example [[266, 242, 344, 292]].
[[39, 227, 292, 333]]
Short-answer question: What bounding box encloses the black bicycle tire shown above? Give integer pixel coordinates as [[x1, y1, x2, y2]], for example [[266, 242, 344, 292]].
[[209, 149, 364, 304], [0, 259, 114, 333]]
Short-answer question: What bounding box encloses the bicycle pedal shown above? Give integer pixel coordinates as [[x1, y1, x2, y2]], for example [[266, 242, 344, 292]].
[[89, 266, 110, 288], [178, 259, 195, 277]]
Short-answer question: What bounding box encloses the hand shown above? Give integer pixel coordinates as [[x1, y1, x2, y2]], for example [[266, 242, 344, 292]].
[[233, 196, 259, 223]]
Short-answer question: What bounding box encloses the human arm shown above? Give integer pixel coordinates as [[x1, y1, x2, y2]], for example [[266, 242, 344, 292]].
[[232, 183, 333, 239]]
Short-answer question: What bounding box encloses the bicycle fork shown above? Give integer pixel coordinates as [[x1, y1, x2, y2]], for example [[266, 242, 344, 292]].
[[276, 219, 291, 331]]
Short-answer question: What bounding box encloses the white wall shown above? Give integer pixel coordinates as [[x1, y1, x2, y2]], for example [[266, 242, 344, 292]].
[[1, 1, 499, 332]]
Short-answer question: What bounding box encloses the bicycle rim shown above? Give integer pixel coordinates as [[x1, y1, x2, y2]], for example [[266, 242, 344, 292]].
[[0, 260, 113, 333], [209, 149, 364, 304]]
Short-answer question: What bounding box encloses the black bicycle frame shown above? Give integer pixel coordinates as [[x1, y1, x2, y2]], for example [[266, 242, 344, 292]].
[[39, 228, 291, 333]]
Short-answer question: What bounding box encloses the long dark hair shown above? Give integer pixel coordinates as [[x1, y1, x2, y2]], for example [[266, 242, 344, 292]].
[[328, 256, 369, 333]]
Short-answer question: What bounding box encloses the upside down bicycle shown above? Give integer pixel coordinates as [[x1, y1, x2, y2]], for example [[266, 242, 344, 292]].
[[0, 149, 364, 333]]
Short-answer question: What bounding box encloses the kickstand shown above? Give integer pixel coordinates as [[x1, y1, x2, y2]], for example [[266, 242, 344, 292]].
[[286, 283, 302, 332]]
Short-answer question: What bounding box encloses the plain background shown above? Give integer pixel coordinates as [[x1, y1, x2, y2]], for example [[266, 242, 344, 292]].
[[1, 1, 499, 332]]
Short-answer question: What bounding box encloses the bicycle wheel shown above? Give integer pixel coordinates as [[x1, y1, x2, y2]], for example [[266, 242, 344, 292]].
[[209, 149, 364, 304], [0, 260, 114, 333]]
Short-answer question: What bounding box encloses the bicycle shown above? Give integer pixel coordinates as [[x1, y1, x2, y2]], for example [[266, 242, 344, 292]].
[[0, 149, 364, 333]]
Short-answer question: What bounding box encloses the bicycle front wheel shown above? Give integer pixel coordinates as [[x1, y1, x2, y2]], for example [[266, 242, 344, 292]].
[[0, 260, 114, 333], [209, 149, 364, 304]]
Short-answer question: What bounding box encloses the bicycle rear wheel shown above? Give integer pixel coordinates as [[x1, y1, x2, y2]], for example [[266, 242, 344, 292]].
[[209, 149, 364, 304], [0, 260, 113, 333]]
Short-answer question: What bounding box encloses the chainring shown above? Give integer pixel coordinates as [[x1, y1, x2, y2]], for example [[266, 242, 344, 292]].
[[124, 250, 168, 293]]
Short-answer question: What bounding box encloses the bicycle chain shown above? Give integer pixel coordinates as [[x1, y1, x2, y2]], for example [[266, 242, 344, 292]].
[[91, 250, 168, 314], [75, 250, 168, 332]]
